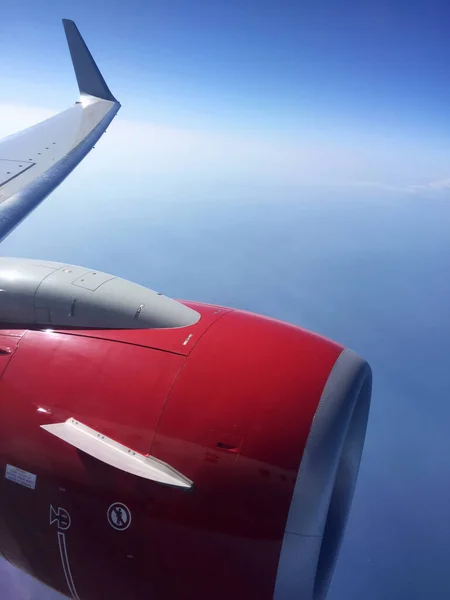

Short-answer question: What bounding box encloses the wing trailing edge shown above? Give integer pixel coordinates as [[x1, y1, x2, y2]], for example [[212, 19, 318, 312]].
[[0, 20, 121, 242]]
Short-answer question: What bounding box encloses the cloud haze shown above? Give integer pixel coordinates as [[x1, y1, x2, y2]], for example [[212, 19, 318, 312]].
[[2, 103, 450, 197]]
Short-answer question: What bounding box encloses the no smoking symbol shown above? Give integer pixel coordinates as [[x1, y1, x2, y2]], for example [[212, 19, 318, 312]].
[[107, 502, 132, 531]]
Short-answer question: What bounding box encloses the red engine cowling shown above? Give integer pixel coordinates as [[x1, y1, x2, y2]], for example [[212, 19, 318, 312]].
[[0, 301, 371, 600]]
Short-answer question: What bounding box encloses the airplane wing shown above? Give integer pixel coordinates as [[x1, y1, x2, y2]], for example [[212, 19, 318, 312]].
[[0, 19, 120, 242]]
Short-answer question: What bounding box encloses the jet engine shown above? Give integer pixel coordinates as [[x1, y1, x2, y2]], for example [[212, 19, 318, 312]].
[[0, 257, 371, 600]]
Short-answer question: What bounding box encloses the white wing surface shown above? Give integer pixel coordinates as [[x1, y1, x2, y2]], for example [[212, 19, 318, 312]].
[[0, 19, 120, 241]]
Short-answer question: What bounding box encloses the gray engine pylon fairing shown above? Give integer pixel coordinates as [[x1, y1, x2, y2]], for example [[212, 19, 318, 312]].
[[0, 257, 200, 329], [0, 19, 120, 242]]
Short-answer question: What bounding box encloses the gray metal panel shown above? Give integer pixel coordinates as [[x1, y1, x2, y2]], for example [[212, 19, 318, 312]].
[[274, 348, 372, 600], [0, 160, 35, 187], [0, 257, 200, 329], [0, 20, 120, 242], [71, 270, 115, 291], [0, 260, 59, 324]]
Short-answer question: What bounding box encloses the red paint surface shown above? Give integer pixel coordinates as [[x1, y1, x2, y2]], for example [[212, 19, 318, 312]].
[[53, 302, 232, 356], [0, 303, 342, 599]]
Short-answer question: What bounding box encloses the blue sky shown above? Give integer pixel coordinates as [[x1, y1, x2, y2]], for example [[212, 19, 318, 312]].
[[2, 0, 450, 131], [2, 0, 450, 192]]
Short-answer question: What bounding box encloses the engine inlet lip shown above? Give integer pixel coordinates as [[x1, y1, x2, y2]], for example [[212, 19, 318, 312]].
[[313, 366, 372, 599], [274, 348, 372, 600]]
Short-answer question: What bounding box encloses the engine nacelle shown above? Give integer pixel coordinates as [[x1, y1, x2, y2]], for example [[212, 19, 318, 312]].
[[0, 260, 371, 600]]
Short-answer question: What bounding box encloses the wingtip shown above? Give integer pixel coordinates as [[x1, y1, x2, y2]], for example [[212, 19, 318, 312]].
[[62, 19, 78, 39], [62, 19, 118, 103]]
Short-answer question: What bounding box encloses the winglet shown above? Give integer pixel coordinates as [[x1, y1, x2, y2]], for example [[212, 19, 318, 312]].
[[62, 19, 118, 103]]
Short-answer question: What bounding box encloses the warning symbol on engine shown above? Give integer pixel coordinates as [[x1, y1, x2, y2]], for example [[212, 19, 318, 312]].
[[107, 502, 132, 531], [49, 505, 71, 531]]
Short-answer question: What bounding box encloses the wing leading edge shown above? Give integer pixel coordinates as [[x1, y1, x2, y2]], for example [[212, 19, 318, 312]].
[[0, 19, 120, 242]]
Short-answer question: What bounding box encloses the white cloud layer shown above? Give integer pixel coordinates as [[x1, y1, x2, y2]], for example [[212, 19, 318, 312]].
[[1, 102, 450, 196]]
